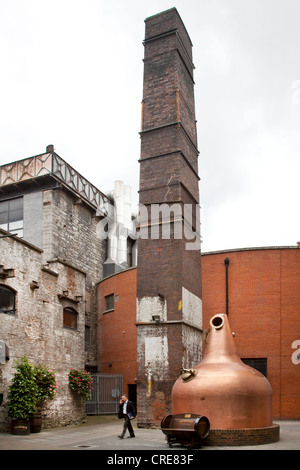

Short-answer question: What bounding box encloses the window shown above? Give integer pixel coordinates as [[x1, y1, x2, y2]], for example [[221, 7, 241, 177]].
[[0, 285, 16, 314], [127, 237, 135, 267], [104, 293, 114, 312], [0, 197, 23, 237], [63, 307, 78, 330], [242, 358, 268, 377], [85, 325, 91, 344]]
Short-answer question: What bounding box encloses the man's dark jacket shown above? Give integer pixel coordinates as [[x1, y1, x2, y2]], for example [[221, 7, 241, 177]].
[[118, 400, 136, 419]]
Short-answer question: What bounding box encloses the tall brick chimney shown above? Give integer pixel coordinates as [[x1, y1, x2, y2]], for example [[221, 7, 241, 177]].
[[136, 8, 202, 427]]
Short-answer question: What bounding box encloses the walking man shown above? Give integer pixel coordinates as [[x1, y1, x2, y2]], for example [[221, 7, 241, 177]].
[[118, 394, 136, 439]]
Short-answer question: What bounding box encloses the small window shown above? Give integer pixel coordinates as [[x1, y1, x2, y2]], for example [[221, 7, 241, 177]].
[[0, 285, 16, 314], [104, 293, 114, 312], [63, 307, 78, 330], [242, 358, 268, 377], [85, 325, 91, 344], [0, 197, 23, 238], [127, 237, 135, 268]]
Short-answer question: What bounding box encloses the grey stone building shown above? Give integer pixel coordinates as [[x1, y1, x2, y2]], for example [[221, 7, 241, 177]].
[[0, 145, 114, 430]]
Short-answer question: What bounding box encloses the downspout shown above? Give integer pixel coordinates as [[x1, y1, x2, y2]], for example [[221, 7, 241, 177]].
[[224, 257, 230, 316]]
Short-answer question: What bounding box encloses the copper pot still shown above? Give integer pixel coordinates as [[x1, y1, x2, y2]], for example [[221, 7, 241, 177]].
[[171, 313, 273, 430]]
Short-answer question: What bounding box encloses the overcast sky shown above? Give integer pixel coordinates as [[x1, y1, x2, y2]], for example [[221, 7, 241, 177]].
[[0, 0, 299, 252]]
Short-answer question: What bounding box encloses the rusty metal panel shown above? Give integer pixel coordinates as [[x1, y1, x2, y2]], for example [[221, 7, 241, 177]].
[[0, 151, 109, 211], [0, 153, 52, 186]]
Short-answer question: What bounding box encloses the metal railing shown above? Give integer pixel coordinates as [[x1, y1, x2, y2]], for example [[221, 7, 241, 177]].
[[0, 151, 109, 210]]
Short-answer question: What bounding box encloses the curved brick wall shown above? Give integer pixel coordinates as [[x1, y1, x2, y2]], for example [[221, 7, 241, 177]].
[[202, 247, 300, 420]]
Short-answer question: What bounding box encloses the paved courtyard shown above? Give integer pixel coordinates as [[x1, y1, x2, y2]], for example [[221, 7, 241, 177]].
[[0, 416, 299, 451]]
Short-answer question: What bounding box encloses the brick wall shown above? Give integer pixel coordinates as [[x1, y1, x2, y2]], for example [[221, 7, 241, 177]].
[[137, 8, 202, 427], [97, 268, 137, 392], [97, 247, 300, 422], [201, 247, 300, 419], [202, 424, 280, 446]]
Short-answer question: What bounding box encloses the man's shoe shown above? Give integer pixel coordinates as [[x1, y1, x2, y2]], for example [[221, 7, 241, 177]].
[[127, 435, 135, 438], [118, 435, 124, 439]]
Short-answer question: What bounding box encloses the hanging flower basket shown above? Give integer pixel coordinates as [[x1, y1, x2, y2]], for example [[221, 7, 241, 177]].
[[33, 363, 58, 404], [68, 369, 93, 402]]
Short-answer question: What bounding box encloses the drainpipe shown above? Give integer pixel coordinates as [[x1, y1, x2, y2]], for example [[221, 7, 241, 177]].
[[224, 258, 230, 316]]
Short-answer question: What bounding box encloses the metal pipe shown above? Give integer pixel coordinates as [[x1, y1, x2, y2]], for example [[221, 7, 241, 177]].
[[224, 257, 230, 316]]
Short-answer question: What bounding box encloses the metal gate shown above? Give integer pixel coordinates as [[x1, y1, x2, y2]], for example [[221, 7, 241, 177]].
[[85, 373, 123, 415]]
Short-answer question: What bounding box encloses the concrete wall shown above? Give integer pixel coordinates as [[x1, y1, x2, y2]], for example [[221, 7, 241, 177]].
[[23, 191, 43, 248]]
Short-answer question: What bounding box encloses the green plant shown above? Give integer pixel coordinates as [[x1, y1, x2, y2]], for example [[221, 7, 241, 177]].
[[69, 369, 93, 401], [33, 363, 58, 402], [7, 356, 38, 419]]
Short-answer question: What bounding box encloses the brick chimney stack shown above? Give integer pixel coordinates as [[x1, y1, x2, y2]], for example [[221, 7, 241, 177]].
[[136, 8, 202, 427]]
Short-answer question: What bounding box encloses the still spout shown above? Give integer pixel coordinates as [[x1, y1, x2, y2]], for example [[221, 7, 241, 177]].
[[202, 313, 238, 364]]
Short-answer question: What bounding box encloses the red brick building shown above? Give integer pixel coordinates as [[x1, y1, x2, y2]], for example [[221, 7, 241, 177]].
[[202, 246, 300, 420], [97, 246, 300, 420], [97, 8, 299, 424], [97, 268, 137, 404]]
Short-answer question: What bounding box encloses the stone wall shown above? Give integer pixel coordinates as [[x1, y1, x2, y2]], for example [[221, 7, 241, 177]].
[[42, 188, 106, 369], [0, 228, 89, 431]]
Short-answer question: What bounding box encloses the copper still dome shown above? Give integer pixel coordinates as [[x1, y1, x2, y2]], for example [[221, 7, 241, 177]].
[[171, 313, 273, 430]]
